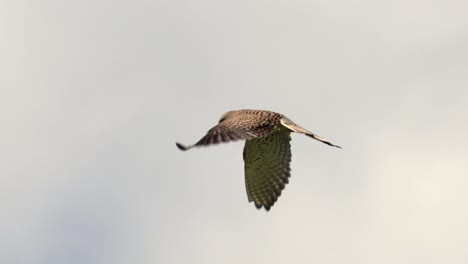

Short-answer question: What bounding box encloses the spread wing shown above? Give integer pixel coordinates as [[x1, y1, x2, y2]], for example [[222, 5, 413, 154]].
[[176, 119, 276, 151], [280, 117, 341, 148], [243, 130, 292, 211]]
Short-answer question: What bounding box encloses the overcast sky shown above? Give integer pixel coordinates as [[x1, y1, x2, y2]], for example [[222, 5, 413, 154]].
[[1, 0, 468, 263]]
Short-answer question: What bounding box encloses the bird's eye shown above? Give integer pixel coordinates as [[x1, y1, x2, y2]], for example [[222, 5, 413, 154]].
[[219, 117, 226, 123]]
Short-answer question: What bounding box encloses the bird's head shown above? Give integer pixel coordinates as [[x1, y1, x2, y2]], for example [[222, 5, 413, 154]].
[[218, 111, 235, 123]]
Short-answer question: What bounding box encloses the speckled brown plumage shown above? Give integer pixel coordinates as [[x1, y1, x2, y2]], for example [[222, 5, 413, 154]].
[[176, 109, 341, 211]]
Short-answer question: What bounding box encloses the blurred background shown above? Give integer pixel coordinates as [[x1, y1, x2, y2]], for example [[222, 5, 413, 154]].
[[1, 0, 468, 263]]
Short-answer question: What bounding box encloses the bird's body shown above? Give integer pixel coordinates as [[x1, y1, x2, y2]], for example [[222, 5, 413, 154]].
[[176, 109, 340, 211]]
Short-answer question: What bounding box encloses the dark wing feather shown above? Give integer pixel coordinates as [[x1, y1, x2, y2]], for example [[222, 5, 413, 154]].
[[176, 112, 280, 151], [195, 125, 255, 146], [176, 123, 257, 151], [243, 130, 292, 211]]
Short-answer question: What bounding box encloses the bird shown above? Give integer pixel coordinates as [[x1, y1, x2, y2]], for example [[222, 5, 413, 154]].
[[176, 109, 341, 211]]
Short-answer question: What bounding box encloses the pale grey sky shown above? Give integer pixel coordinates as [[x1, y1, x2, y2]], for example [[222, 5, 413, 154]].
[[1, 0, 468, 263]]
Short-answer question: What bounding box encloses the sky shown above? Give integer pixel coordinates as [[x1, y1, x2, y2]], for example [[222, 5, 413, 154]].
[[1, 0, 468, 263]]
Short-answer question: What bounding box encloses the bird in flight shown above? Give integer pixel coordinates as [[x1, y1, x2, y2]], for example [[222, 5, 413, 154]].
[[176, 109, 341, 211]]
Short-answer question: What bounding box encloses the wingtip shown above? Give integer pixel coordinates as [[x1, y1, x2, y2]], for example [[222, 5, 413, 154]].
[[175, 142, 189, 151], [321, 140, 342, 149], [305, 133, 341, 149], [252, 201, 272, 212]]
